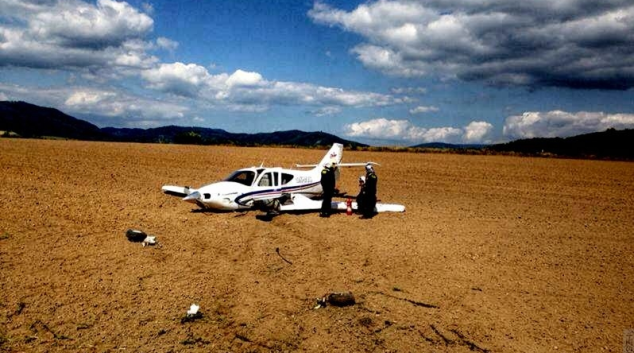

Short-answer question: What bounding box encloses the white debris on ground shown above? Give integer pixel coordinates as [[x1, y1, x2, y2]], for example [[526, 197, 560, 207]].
[[142, 236, 156, 247], [187, 304, 200, 317], [180, 303, 203, 323]]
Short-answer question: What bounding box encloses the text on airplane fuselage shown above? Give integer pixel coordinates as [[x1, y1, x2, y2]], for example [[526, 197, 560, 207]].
[[296, 176, 313, 184]]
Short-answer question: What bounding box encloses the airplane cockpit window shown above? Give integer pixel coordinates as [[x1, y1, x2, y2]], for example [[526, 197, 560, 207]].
[[258, 172, 272, 187], [225, 171, 256, 186], [281, 173, 294, 185]]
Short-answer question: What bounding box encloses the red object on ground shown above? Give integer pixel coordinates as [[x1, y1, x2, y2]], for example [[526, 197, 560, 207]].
[[346, 198, 352, 215]]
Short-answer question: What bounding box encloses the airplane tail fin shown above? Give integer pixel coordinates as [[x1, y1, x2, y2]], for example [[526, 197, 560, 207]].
[[295, 143, 344, 170], [317, 143, 343, 169]]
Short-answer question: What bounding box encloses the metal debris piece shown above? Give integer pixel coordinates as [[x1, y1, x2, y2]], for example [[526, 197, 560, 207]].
[[181, 304, 203, 323], [187, 304, 200, 316], [314, 291, 355, 309], [126, 229, 159, 247], [126, 229, 147, 242], [142, 236, 157, 247], [326, 292, 356, 306], [314, 297, 327, 310]]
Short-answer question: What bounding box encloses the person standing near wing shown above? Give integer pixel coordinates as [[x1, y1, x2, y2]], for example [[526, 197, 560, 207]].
[[362, 164, 377, 218], [356, 175, 366, 214], [320, 162, 337, 218]]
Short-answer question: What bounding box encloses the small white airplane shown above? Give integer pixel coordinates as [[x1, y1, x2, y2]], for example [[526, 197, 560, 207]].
[[161, 143, 405, 214]]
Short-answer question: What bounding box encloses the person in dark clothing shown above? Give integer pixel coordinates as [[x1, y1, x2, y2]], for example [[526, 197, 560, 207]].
[[362, 164, 378, 218], [356, 175, 366, 214], [320, 162, 336, 217]]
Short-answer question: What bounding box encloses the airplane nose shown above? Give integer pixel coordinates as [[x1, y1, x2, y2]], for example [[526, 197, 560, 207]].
[[183, 191, 201, 204]]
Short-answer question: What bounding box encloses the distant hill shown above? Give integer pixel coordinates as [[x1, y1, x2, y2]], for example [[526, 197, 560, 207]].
[[0, 101, 106, 140], [0, 101, 365, 148], [411, 142, 486, 149], [102, 125, 365, 147], [489, 128, 634, 160], [3, 101, 632, 159]]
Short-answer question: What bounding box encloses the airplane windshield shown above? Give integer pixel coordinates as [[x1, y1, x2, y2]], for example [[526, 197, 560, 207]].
[[224, 170, 256, 186]]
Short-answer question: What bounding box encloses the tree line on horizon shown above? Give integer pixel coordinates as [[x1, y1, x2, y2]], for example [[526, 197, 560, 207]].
[[1, 100, 632, 160]]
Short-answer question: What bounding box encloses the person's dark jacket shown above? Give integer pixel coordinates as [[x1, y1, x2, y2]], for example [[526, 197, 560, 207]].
[[320, 167, 336, 195], [365, 172, 377, 196]]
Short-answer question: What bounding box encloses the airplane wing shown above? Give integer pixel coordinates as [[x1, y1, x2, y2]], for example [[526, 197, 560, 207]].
[[278, 194, 405, 213], [296, 162, 380, 168], [162, 185, 194, 197]]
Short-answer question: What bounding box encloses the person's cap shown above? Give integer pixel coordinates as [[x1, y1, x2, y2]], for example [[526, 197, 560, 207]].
[[365, 164, 374, 172], [359, 176, 366, 183]]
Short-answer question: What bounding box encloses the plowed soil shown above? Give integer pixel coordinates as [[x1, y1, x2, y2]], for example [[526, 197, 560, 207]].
[[1, 139, 633, 352]]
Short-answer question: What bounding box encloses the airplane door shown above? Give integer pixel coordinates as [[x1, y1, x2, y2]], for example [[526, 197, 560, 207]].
[[257, 172, 272, 187], [256, 171, 279, 189]]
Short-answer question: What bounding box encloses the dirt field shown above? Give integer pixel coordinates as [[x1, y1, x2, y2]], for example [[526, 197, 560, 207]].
[[1, 139, 633, 352]]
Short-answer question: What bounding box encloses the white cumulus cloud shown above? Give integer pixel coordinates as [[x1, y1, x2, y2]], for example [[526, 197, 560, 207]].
[[142, 62, 212, 97], [225, 70, 264, 87], [503, 111, 634, 139], [156, 37, 178, 51], [344, 118, 492, 143], [391, 87, 427, 95], [463, 121, 494, 143], [0, 0, 158, 70], [63, 88, 187, 123], [141, 62, 400, 112], [312, 106, 342, 116], [410, 105, 439, 114], [30, 0, 153, 48], [0, 83, 189, 127], [65, 90, 116, 106], [310, 0, 634, 89]]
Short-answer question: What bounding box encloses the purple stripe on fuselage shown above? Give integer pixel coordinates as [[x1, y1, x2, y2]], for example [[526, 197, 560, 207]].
[[235, 181, 320, 206]]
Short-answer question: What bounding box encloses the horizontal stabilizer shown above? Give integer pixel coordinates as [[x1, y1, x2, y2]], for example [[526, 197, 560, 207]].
[[328, 200, 405, 213], [375, 203, 406, 213], [162, 185, 193, 197], [279, 194, 320, 211]]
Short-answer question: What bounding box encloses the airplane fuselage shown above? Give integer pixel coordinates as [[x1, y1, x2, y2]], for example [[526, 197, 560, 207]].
[[180, 166, 324, 211]]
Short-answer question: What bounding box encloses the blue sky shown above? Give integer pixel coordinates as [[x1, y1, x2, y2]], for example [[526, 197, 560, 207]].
[[1, 0, 633, 145]]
